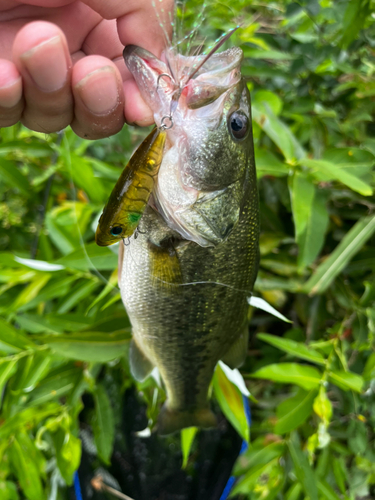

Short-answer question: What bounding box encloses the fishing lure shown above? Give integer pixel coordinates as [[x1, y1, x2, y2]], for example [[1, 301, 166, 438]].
[[95, 126, 167, 247]]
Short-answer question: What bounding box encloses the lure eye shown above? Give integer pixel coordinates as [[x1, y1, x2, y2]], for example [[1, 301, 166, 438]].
[[110, 226, 123, 236], [229, 111, 248, 140]]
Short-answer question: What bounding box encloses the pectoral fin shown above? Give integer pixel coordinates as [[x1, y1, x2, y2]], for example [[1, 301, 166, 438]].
[[129, 338, 154, 382], [221, 326, 249, 369], [149, 242, 182, 290]]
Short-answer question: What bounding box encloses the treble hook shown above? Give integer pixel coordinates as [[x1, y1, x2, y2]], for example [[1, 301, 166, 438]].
[[156, 73, 174, 89], [156, 74, 175, 131]]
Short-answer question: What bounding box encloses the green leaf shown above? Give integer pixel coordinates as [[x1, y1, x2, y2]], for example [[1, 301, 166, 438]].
[[313, 387, 332, 424], [363, 352, 375, 380], [301, 158, 373, 196], [86, 268, 118, 313], [297, 189, 329, 270], [0, 358, 18, 394], [93, 384, 115, 464], [27, 364, 82, 407], [243, 47, 296, 60], [328, 370, 364, 393], [17, 276, 78, 312], [317, 479, 342, 500], [36, 329, 131, 362], [55, 242, 118, 271], [0, 319, 35, 352], [275, 389, 317, 434], [285, 483, 302, 500], [252, 103, 305, 163], [45, 202, 94, 255], [255, 149, 289, 178], [0, 159, 30, 195], [11, 274, 51, 312], [15, 313, 92, 334], [56, 280, 100, 314], [257, 333, 326, 365], [234, 441, 285, 476], [290, 171, 315, 243], [252, 90, 283, 115], [68, 153, 107, 204], [250, 363, 322, 390], [8, 432, 46, 500], [181, 427, 198, 469], [303, 215, 375, 294], [290, 173, 329, 269], [288, 433, 318, 500], [213, 363, 250, 441], [52, 428, 81, 485], [0, 480, 19, 500], [0, 139, 53, 158], [0, 403, 61, 440], [323, 147, 375, 179], [341, 0, 370, 47], [16, 352, 53, 393], [13, 257, 64, 272], [332, 456, 348, 494]]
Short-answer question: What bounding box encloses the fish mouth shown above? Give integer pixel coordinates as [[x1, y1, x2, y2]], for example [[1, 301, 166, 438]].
[[123, 44, 244, 121]]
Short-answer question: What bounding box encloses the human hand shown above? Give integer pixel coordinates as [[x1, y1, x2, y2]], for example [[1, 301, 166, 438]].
[[0, 0, 173, 139]]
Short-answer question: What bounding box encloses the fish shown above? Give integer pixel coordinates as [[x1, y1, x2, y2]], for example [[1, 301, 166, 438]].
[[118, 39, 259, 435], [95, 127, 166, 246]]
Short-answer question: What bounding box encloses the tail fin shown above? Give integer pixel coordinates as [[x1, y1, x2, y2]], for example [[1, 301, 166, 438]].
[[157, 404, 217, 435]]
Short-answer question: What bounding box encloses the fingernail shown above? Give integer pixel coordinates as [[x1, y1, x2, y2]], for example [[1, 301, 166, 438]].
[[21, 36, 68, 92], [134, 115, 154, 127], [76, 66, 120, 115], [0, 77, 22, 108]]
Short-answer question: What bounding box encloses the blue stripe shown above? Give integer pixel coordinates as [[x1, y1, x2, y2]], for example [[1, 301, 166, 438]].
[[74, 471, 83, 500], [219, 395, 251, 500]]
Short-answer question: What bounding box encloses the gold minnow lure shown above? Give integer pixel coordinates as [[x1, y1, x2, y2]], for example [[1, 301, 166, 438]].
[[95, 127, 166, 246]]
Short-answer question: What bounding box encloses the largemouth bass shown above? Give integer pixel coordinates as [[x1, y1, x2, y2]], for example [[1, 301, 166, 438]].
[[119, 42, 259, 435]]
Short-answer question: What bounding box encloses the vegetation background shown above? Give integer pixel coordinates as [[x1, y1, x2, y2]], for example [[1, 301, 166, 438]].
[[0, 0, 374, 498]]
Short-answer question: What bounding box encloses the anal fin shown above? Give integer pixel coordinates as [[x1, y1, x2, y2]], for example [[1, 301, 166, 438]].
[[158, 404, 217, 435], [129, 338, 154, 382], [221, 326, 249, 369]]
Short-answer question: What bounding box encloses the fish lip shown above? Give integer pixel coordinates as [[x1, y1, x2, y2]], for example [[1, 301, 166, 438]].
[[123, 45, 139, 61]]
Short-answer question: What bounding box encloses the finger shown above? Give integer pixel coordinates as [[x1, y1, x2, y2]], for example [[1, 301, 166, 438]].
[[82, 0, 173, 56], [123, 78, 153, 126], [0, 59, 23, 127], [80, 17, 153, 125], [82, 0, 173, 125], [71, 55, 125, 139], [12, 21, 73, 133]]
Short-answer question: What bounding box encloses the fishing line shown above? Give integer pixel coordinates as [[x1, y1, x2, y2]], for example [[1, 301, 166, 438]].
[[125, 233, 254, 295]]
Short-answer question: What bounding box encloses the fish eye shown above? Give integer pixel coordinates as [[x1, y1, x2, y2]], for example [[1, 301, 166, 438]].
[[110, 226, 123, 236], [229, 111, 248, 140]]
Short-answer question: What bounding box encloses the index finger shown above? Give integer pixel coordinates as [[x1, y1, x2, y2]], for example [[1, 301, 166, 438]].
[[82, 0, 173, 57]]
